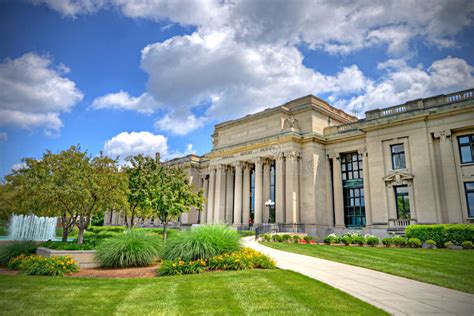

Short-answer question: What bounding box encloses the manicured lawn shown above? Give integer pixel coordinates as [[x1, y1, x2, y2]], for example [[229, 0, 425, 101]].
[[262, 242, 474, 294], [0, 270, 386, 315]]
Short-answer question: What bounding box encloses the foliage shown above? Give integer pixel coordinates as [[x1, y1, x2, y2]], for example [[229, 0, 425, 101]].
[[444, 241, 454, 249], [292, 235, 301, 242], [95, 230, 162, 268], [341, 235, 352, 245], [262, 234, 272, 242], [88, 226, 125, 233], [461, 241, 473, 250], [8, 254, 79, 276], [324, 233, 339, 244], [351, 235, 365, 246], [2, 146, 126, 243], [158, 248, 275, 276], [237, 230, 255, 237], [282, 234, 291, 242], [407, 238, 422, 248], [162, 225, 240, 261], [90, 214, 104, 227], [406, 224, 474, 247], [382, 238, 392, 247], [303, 236, 312, 243], [41, 241, 94, 251], [0, 241, 38, 266], [391, 236, 407, 247], [426, 240, 437, 249], [366, 236, 380, 247]]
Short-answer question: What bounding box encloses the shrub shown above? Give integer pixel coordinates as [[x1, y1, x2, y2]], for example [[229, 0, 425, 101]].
[[238, 230, 255, 237], [292, 235, 301, 243], [444, 241, 454, 249], [262, 234, 272, 242], [303, 236, 312, 243], [341, 235, 352, 245], [88, 226, 125, 233], [366, 236, 380, 247], [96, 230, 162, 268], [8, 254, 79, 276], [275, 235, 283, 242], [41, 241, 94, 251], [382, 238, 392, 247], [324, 233, 339, 244], [426, 240, 437, 249], [406, 224, 474, 247], [407, 238, 422, 248], [391, 236, 407, 247], [162, 225, 240, 261], [461, 241, 473, 250], [351, 235, 365, 246], [282, 234, 291, 242], [0, 241, 38, 266], [158, 248, 275, 276]]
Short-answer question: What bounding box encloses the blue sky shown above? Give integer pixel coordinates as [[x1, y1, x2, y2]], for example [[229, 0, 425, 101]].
[[1, 0, 473, 179]]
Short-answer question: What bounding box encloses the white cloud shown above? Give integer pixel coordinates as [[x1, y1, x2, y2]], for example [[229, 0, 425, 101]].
[[0, 132, 7, 141], [11, 162, 26, 171], [91, 91, 159, 114], [0, 52, 83, 135], [154, 114, 206, 135]]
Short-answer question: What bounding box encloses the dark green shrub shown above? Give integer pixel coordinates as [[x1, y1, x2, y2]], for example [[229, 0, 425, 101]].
[[96, 230, 162, 268], [162, 225, 240, 261], [0, 241, 38, 266], [41, 241, 94, 250], [282, 234, 291, 242], [351, 235, 365, 246], [406, 224, 474, 247], [292, 235, 301, 243], [407, 238, 422, 248], [366, 236, 380, 247], [461, 241, 472, 249], [88, 226, 125, 233], [426, 240, 437, 249], [303, 236, 312, 243], [444, 241, 454, 249], [341, 235, 352, 245], [391, 236, 407, 247], [382, 238, 392, 247], [275, 235, 283, 242]]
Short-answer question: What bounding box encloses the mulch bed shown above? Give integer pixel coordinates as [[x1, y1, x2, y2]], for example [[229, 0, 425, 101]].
[[66, 264, 159, 278]]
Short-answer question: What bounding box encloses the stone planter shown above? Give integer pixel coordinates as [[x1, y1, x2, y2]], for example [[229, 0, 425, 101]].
[[36, 247, 99, 268]]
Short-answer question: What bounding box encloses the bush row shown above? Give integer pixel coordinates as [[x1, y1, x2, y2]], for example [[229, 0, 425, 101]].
[[8, 254, 79, 276], [405, 224, 474, 247], [261, 234, 315, 244], [158, 248, 275, 276]]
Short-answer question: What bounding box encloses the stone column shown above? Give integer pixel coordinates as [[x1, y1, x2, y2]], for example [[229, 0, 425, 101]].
[[285, 151, 300, 224], [330, 153, 345, 228], [254, 158, 264, 225], [233, 162, 243, 226], [213, 164, 227, 224], [359, 149, 372, 227], [201, 175, 209, 224], [262, 160, 271, 223], [435, 130, 463, 223], [242, 163, 251, 226], [206, 167, 216, 224], [275, 153, 285, 224], [225, 166, 234, 224]]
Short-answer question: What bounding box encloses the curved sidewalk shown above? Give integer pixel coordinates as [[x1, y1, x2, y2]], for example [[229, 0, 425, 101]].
[[243, 237, 474, 315]]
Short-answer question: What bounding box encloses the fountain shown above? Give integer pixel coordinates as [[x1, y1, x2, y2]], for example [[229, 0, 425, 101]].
[[7, 214, 57, 241]]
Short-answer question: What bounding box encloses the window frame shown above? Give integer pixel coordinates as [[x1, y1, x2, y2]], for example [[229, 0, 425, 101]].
[[465, 182, 474, 218], [394, 185, 410, 220], [458, 134, 474, 164], [391, 143, 406, 170]]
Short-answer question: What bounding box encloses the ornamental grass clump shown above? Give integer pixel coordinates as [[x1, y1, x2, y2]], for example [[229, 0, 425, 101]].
[[0, 241, 38, 266], [95, 230, 162, 268], [161, 225, 240, 261]]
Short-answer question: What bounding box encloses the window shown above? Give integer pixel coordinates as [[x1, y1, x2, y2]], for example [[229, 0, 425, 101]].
[[395, 186, 410, 219], [465, 182, 474, 218], [458, 135, 474, 164], [391, 144, 406, 170], [341, 153, 365, 227]]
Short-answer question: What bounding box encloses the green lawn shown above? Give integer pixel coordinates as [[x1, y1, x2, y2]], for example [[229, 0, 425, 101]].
[[262, 242, 474, 294], [0, 270, 386, 315]]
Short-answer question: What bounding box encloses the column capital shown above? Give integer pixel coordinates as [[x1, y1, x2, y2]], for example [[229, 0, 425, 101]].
[[357, 148, 367, 155], [208, 166, 217, 174], [284, 151, 300, 159], [275, 152, 285, 160], [253, 157, 265, 165], [328, 152, 339, 160], [233, 161, 244, 169], [433, 130, 452, 142]]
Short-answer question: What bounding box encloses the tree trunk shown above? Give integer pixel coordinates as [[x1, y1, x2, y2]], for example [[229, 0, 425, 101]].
[[62, 227, 69, 242], [77, 216, 86, 244], [163, 223, 168, 241]]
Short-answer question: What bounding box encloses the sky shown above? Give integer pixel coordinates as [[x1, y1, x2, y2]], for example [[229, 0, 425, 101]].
[[0, 0, 474, 179]]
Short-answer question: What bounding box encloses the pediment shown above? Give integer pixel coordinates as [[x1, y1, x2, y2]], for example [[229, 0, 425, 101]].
[[383, 172, 414, 186]]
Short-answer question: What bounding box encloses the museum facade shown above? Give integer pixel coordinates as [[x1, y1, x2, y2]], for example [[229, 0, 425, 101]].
[[106, 88, 474, 236]]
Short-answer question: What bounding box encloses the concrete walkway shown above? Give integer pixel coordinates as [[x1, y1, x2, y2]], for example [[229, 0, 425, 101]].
[[243, 237, 474, 315]]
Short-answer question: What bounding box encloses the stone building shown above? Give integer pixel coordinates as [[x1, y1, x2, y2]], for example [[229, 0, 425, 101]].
[[105, 88, 474, 237]]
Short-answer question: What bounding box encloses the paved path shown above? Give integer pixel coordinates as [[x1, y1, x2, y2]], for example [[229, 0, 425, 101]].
[[243, 237, 474, 315]]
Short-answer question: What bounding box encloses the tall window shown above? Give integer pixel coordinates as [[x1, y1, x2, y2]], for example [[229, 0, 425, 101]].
[[391, 144, 406, 170], [341, 153, 366, 227], [249, 167, 255, 225], [465, 182, 474, 218], [269, 160, 276, 223], [395, 186, 410, 219], [458, 135, 474, 164]]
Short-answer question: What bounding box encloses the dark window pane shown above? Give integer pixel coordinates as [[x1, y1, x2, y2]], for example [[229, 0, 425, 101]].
[[466, 182, 474, 190], [391, 144, 404, 154], [467, 192, 474, 218], [460, 146, 472, 163], [459, 136, 470, 144]]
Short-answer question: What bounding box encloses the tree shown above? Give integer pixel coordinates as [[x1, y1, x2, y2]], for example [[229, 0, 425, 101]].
[[2, 146, 126, 243], [141, 156, 202, 240]]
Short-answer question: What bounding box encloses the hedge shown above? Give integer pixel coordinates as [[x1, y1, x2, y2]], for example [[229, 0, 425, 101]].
[[405, 224, 474, 247]]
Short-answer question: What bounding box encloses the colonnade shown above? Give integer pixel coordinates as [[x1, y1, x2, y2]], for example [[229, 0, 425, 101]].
[[201, 151, 301, 226]]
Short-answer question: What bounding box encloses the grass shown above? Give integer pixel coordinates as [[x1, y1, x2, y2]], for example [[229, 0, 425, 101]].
[[0, 270, 386, 315], [262, 242, 474, 294]]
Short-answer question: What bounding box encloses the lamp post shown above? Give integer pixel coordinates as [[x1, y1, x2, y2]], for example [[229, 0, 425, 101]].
[[265, 199, 275, 223]]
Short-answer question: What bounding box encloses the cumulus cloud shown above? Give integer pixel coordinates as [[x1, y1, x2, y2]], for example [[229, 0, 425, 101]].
[[154, 114, 207, 135], [0, 52, 83, 135], [91, 91, 160, 114]]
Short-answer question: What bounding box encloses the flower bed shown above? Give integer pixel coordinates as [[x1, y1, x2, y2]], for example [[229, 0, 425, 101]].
[[158, 248, 275, 276], [8, 254, 79, 276]]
